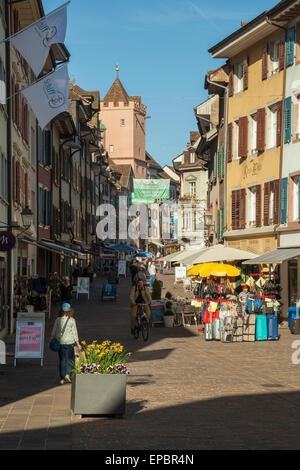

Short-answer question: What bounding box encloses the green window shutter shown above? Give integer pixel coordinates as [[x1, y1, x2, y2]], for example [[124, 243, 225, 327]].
[[280, 177, 288, 224], [284, 97, 292, 144], [286, 27, 296, 67], [217, 209, 220, 240], [217, 149, 220, 179]]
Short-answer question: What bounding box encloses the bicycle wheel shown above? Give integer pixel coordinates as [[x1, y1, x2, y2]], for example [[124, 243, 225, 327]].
[[141, 317, 149, 342], [133, 325, 139, 339]]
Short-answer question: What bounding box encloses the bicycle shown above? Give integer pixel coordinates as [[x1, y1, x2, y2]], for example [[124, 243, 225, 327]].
[[133, 303, 150, 341]]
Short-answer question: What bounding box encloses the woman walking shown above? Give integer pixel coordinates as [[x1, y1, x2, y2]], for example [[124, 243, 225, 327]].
[[50, 303, 81, 385]]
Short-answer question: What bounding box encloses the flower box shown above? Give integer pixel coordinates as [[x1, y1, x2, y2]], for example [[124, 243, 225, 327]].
[[71, 373, 126, 417]]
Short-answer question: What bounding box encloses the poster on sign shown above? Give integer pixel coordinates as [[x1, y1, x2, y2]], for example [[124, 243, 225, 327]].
[[118, 260, 126, 278], [14, 320, 45, 366], [77, 277, 90, 299], [175, 266, 187, 282]]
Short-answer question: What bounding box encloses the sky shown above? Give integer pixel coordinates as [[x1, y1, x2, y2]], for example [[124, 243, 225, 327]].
[[44, 0, 278, 168]]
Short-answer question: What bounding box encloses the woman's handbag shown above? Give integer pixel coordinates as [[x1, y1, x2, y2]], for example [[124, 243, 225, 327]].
[[49, 317, 70, 352]]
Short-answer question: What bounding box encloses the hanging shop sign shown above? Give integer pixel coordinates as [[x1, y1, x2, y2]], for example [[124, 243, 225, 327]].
[[0, 231, 16, 252]]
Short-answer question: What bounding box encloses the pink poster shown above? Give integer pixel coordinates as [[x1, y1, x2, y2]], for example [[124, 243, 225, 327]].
[[19, 326, 42, 353]]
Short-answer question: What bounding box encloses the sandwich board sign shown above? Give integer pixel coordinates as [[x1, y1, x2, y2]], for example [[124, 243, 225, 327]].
[[118, 260, 126, 278], [77, 277, 90, 299], [175, 266, 187, 282], [14, 320, 45, 366]]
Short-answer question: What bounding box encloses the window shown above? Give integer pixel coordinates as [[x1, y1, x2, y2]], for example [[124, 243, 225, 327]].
[[233, 120, 239, 159], [267, 104, 277, 149], [120, 119, 125, 126], [234, 61, 244, 93], [0, 153, 7, 201], [189, 182, 196, 196], [291, 175, 300, 222], [249, 112, 257, 155], [31, 127, 35, 166], [269, 40, 280, 75], [190, 152, 195, 164], [109, 145, 114, 153], [247, 186, 257, 227]]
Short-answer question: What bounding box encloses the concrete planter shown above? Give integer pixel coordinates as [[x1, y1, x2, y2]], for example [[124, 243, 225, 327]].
[[71, 373, 126, 417], [163, 315, 174, 327]]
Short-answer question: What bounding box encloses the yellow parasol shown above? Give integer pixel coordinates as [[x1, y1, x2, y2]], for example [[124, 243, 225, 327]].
[[187, 263, 241, 278]]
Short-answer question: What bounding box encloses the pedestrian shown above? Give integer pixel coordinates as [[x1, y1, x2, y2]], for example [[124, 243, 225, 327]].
[[148, 261, 156, 289], [50, 303, 82, 385], [159, 259, 164, 274], [60, 277, 73, 306]]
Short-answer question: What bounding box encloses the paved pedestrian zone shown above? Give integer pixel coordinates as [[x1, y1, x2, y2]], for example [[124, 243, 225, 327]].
[[1, 273, 300, 450]]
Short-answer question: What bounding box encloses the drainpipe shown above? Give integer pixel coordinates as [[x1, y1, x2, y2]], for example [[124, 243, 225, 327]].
[[266, 17, 288, 250], [205, 74, 228, 246], [5, 1, 13, 334]]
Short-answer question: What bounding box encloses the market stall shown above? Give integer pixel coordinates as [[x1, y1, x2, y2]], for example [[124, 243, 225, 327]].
[[186, 263, 280, 343]]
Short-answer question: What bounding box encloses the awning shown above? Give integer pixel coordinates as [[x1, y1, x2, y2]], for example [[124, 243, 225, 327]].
[[243, 247, 300, 265], [40, 241, 87, 259], [19, 237, 72, 257]]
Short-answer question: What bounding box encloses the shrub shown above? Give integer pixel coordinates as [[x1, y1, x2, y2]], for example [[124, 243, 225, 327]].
[[151, 279, 161, 300]]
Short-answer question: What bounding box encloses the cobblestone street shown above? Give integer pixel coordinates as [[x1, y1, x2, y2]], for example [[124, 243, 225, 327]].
[[1, 272, 300, 450]]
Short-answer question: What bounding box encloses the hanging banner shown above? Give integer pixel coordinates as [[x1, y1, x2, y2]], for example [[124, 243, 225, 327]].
[[131, 179, 170, 205], [10, 3, 68, 77], [21, 65, 69, 129], [0, 231, 16, 252]]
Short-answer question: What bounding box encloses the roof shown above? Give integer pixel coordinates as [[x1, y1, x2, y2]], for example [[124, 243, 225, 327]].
[[208, 0, 298, 59], [69, 84, 100, 111], [145, 151, 161, 169], [108, 163, 133, 189]]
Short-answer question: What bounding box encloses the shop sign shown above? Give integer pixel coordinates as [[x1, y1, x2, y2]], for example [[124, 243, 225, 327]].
[[14, 320, 45, 366], [0, 231, 16, 252]]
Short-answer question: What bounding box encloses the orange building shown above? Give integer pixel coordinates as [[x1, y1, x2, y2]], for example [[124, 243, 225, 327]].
[[100, 76, 147, 178]]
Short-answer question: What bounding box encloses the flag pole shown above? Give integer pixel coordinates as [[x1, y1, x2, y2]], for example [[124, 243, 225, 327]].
[[5, 62, 69, 102], [0, 1, 70, 45]]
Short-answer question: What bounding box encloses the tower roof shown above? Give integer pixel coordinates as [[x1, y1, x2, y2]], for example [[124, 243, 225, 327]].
[[103, 78, 129, 105]]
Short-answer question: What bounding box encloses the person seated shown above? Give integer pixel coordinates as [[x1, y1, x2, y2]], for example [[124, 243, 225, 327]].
[[129, 279, 151, 335]]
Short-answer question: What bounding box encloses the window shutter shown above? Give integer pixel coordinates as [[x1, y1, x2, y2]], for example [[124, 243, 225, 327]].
[[255, 185, 261, 228], [12, 156, 16, 202], [264, 182, 270, 226], [240, 189, 246, 229], [296, 22, 300, 64], [262, 44, 268, 80], [273, 179, 280, 224], [16, 160, 21, 204], [231, 190, 236, 229], [25, 173, 29, 207], [279, 33, 285, 70], [284, 97, 292, 144], [257, 108, 265, 152], [228, 64, 234, 97], [227, 123, 233, 162], [11, 77, 15, 122], [280, 177, 288, 224], [243, 56, 249, 90], [286, 26, 295, 67], [221, 205, 225, 236], [276, 100, 283, 147], [220, 144, 224, 178], [217, 149, 220, 179], [238, 116, 248, 157], [217, 209, 220, 240]]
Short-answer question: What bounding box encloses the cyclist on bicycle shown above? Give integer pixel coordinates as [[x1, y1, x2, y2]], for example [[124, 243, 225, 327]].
[[130, 279, 151, 335]]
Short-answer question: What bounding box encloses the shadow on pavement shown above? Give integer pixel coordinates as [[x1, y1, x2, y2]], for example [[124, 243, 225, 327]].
[[1, 389, 300, 449]]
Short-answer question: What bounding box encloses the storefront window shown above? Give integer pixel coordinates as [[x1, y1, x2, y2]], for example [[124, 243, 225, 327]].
[[288, 259, 298, 306]]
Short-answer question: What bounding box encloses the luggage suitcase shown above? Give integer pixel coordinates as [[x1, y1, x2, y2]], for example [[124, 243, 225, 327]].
[[205, 322, 213, 341], [290, 318, 300, 335], [222, 325, 233, 343], [267, 315, 278, 340], [212, 318, 222, 341], [256, 315, 267, 341]]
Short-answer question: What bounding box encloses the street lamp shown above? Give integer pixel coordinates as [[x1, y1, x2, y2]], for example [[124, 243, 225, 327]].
[[204, 211, 213, 228], [20, 207, 33, 229]]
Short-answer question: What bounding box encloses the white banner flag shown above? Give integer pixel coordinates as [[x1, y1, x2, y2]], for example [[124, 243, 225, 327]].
[[10, 3, 68, 77], [21, 65, 69, 129]]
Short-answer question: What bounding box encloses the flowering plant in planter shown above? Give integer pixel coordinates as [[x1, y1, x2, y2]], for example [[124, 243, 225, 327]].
[[73, 340, 131, 375]]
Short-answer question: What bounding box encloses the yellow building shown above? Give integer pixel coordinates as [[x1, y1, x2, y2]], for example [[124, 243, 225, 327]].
[[209, 4, 289, 256]]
